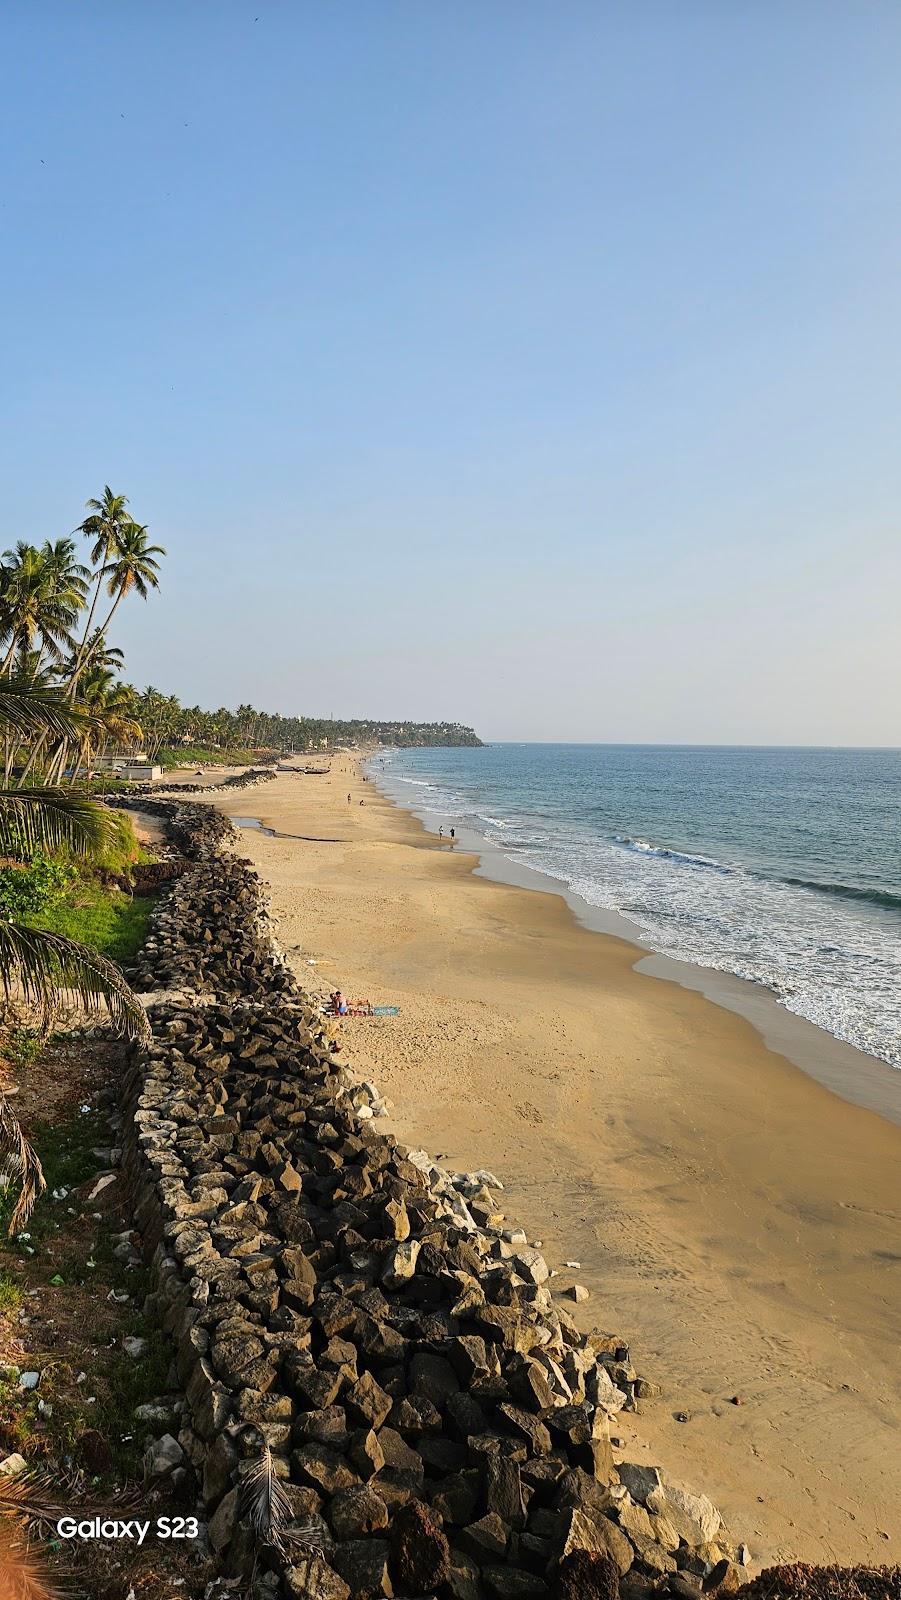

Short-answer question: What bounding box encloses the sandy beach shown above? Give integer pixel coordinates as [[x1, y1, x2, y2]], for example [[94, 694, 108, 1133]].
[[192, 761, 901, 1569]]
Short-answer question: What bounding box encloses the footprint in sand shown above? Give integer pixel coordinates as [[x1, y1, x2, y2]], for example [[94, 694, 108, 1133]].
[[516, 1101, 543, 1124]]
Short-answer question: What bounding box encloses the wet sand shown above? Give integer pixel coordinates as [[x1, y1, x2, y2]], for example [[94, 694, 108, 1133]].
[[206, 762, 901, 1568]]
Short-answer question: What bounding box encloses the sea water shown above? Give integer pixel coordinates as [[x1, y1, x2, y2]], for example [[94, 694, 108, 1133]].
[[370, 744, 901, 1070]]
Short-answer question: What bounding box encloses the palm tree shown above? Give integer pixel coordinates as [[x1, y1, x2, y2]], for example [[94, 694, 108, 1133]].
[[0, 544, 82, 676], [81, 523, 164, 681], [67, 488, 134, 692]]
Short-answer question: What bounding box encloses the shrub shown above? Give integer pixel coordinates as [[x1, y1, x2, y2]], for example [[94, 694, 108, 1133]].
[[0, 854, 76, 919]]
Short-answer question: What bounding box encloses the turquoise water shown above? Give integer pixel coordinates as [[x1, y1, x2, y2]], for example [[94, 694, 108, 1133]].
[[371, 744, 901, 1069]]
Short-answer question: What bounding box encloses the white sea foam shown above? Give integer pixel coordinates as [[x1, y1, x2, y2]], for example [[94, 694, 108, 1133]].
[[373, 759, 901, 1070]]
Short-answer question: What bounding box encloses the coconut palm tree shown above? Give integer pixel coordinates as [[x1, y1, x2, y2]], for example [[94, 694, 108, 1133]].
[[67, 487, 134, 692], [0, 543, 83, 676], [87, 523, 165, 661]]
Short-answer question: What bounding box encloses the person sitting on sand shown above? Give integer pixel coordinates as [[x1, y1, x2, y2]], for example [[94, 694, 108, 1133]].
[[335, 990, 348, 1016]]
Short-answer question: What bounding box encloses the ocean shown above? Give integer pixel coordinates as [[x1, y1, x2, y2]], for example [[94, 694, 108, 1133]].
[[369, 743, 901, 1070]]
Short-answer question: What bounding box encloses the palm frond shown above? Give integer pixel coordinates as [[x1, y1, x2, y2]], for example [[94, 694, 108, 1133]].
[[0, 789, 111, 858], [240, 1445, 295, 1554], [285, 1517, 327, 1554], [0, 682, 88, 742], [0, 923, 150, 1042], [0, 1093, 45, 1236], [0, 1466, 141, 1526], [0, 1517, 63, 1599]]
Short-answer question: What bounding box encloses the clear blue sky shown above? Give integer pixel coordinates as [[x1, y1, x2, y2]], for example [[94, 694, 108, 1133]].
[[2, 2, 899, 743]]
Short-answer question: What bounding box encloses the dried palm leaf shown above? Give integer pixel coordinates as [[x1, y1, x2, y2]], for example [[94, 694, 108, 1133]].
[[0, 1467, 140, 1528], [239, 1445, 294, 1554], [0, 1514, 66, 1599], [0, 1094, 45, 1237]]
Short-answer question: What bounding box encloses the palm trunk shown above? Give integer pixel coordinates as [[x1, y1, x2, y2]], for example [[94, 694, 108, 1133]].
[[15, 731, 50, 788], [1, 634, 21, 675], [66, 568, 106, 697], [79, 588, 125, 681]]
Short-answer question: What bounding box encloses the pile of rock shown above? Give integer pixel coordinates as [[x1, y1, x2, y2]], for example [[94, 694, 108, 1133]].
[[98, 766, 277, 799], [157, 767, 279, 795], [123, 800, 748, 1600]]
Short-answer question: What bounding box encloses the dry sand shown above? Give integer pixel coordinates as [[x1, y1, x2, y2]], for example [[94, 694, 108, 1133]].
[[203, 762, 900, 1569]]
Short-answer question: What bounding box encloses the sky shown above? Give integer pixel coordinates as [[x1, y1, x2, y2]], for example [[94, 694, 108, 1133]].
[[1, 2, 899, 745]]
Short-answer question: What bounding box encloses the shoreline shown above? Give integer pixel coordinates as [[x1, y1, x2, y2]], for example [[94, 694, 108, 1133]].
[[371, 763, 901, 1130], [200, 761, 901, 1568]]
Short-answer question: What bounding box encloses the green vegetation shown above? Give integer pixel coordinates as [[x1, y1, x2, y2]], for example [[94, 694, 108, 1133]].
[[0, 807, 153, 964], [0, 852, 76, 919], [26, 881, 157, 964], [137, 690, 483, 757], [3, 1026, 43, 1072], [0, 1269, 23, 1313], [0, 487, 160, 1076], [158, 741, 260, 769]]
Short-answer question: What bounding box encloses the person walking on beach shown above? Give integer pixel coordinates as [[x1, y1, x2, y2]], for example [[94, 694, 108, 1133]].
[[439, 826, 444, 839], [450, 827, 455, 840]]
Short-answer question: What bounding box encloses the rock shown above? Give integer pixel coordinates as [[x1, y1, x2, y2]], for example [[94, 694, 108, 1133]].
[[86, 1173, 118, 1201], [616, 1498, 654, 1543], [346, 1372, 392, 1429], [381, 1239, 420, 1288], [647, 1484, 722, 1546], [331, 1538, 393, 1597], [134, 1400, 178, 1428], [327, 1484, 389, 1540], [389, 1498, 450, 1591], [669, 1576, 703, 1598], [703, 1560, 742, 1594], [458, 1512, 509, 1562], [123, 1336, 149, 1359], [554, 1509, 633, 1576], [482, 1569, 550, 1597], [143, 1433, 185, 1480], [444, 1552, 484, 1600], [208, 1486, 238, 1552], [284, 1557, 351, 1600], [616, 1464, 663, 1506], [570, 1285, 590, 1303], [484, 1454, 526, 1529], [556, 1549, 620, 1600], [292, 1444, 359, 1496], [633, 1378, 661, 1399], [0, 1454, 27, 1476], [513, 1247, 550, 1285], [17, 1372, 39, 1391]]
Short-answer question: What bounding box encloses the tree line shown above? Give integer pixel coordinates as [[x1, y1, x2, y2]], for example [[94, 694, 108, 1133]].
[[132, 692, 483, 759]]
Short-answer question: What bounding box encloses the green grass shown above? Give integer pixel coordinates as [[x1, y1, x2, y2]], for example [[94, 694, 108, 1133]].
[[159, 743, 269, 768], [26, 882, 158, 963], [0, 1269, 23, 1314]]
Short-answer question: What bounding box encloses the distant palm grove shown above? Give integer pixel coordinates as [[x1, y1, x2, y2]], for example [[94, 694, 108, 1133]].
[[135, 695, 483, 759]]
